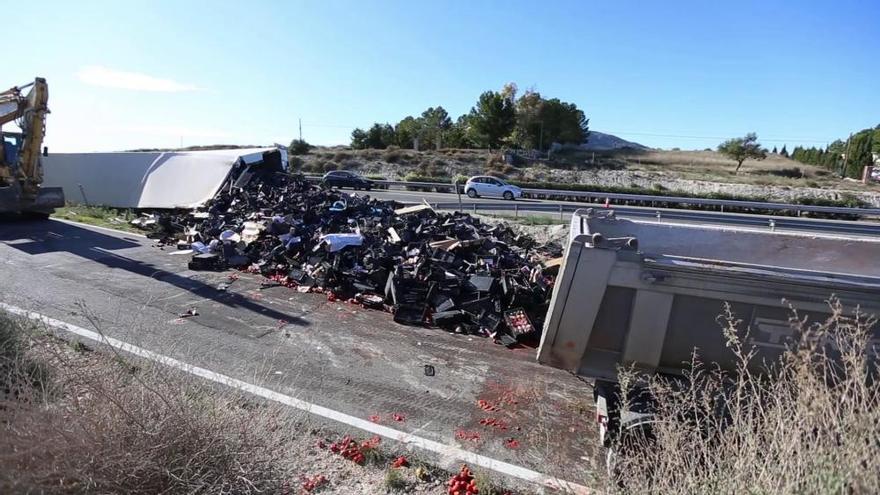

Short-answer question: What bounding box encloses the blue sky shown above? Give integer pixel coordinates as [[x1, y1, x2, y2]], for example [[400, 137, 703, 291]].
[[6, 0, 878, 151]]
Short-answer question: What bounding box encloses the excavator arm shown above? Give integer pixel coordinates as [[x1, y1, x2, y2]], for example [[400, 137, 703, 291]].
[[0, 78, 49, 194], [0, 77, 62, 215]]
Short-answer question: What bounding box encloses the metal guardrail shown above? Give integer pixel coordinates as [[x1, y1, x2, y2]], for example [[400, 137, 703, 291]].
[[426, 202, 880, 236], [302, 175, 880, 218]]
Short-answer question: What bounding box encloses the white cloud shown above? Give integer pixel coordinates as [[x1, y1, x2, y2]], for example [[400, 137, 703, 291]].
[[77, 65, 202, 92]]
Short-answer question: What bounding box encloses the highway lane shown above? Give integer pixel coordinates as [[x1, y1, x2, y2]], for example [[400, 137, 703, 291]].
[[0, 219, 594, 484], [363, 188, 880, 238]]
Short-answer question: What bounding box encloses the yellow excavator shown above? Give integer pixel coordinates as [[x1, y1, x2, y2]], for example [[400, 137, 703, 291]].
[[0, 77, 64, 217]]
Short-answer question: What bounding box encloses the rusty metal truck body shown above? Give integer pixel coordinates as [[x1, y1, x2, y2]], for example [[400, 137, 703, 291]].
[[537, 208, 880, 461]]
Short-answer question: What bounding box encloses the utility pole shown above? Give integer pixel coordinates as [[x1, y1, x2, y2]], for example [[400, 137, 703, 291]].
[[298, 118, 303, 141]]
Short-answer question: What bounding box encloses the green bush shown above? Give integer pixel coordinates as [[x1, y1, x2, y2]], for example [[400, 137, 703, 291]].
[[339, 160, 361, 170], [322, 161, 338, 172], [288, 139, 311, 155]]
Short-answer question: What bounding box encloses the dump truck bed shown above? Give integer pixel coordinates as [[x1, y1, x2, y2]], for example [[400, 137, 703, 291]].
[[538, 209, 880, 381]]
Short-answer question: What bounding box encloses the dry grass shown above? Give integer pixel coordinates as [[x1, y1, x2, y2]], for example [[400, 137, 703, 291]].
[[608, 300, 880, 494], [0, 313, 298, 494], [0, 312, 518, 494]]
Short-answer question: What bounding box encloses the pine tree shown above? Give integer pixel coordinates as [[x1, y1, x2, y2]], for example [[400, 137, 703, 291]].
[[772, 146, 778, 154], [780, 144, 789, 157]]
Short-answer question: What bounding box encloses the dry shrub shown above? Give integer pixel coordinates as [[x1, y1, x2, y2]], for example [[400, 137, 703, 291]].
[[331, 151, 351, 162], [0, 315, 297, 494], [610, 300, 880, 494], [339, 159, 362, 170]]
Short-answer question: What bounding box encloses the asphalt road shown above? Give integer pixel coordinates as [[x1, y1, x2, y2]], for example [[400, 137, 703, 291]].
[[365, 188, 880, 237], [0, 219, 594, 485]]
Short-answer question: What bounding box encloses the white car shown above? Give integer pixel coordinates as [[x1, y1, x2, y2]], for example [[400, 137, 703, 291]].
[[463, 176, 523, 200]]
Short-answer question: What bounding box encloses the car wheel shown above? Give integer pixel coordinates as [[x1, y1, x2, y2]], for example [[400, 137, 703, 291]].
[[466, 189, 478, 198], [503, 191, 514, 201]]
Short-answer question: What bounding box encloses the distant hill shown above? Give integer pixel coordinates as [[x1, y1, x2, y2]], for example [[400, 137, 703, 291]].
[[582, 131, 648, 151]]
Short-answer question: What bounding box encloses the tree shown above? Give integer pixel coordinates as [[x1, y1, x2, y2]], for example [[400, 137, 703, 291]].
[[443, 116, 472, 149], [350, 128, 368, 149], [512, 89, 545, 149], [771, 146, 778, 154], [419, 106, 452, 149], [717, 133, 768, 172], [288, 139, 311, 155], [394, 116, 421, 149], [466, 90, 516, 148], [351, 123, 396, 149], [536, 98, 589, 149], [780, 144, 788, 157], [846, 130, 874, 178]]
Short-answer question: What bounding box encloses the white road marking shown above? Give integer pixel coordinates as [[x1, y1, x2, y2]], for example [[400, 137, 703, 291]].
[[0, 302, 589, 494]]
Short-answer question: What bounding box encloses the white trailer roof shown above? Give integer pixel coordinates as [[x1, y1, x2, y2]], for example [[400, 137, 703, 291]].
[[42, 148, 285, 209]]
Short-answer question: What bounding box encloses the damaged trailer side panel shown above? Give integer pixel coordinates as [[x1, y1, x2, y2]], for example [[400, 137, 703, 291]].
[[538, 208, 880, 381], [42, 147, 287, 209]]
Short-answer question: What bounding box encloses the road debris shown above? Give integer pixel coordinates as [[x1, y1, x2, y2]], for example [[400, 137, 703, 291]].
[[300, 474, 328, 492], [447, 465, 478, 495], [135, 168, 562, 346], [178, 308, 198, 318]]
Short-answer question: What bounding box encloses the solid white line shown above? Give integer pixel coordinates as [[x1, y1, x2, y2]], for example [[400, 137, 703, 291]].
[[0, 302, 589, 494]]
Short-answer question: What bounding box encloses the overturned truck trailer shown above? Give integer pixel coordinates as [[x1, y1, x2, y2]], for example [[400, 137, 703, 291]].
[[538, 209, 880, 459]]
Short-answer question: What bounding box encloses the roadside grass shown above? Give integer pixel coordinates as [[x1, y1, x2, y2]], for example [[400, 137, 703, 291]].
[[0, 311, 520, 494], [482, 213, 566, 225], [52, 204, 141, 233], [606, 300, 880, 494]]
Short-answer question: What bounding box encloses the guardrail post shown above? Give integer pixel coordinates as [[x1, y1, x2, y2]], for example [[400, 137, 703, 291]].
[[559, 204, 563, 220], [769, 219, 776, 232], [656, 211, 662, 223], [473, 203, 477, 214], [720, 205, 724, 213], [515, 204, 519, 218]]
